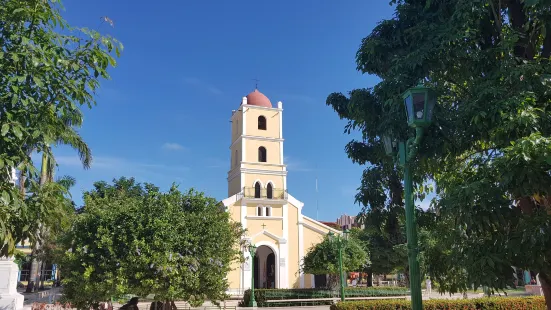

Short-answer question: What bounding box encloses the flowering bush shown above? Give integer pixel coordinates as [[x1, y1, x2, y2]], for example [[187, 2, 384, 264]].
[[330, 297, 546, 310]]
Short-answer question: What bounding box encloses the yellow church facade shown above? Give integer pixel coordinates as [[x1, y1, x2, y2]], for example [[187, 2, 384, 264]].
[[222, 89, 340, 293]]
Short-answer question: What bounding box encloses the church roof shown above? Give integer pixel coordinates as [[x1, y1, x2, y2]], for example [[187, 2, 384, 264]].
[[246, 89, 272, 108]]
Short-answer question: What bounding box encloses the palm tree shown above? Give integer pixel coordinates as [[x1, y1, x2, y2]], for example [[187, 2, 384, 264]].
[[24, 107, 92, 292]]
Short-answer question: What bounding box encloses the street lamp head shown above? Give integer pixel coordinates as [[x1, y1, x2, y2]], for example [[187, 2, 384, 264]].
[[248, 243, 257, 254], [327, 231, 335, 240], [402, 85, 436, 128], [343, 228, 350, 239]]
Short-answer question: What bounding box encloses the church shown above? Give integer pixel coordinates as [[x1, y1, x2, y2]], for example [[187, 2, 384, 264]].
[[222, 89, 340, 293]]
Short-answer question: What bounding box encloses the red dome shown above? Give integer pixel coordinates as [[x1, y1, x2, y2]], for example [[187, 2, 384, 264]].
[[246, 89, 272, 108]]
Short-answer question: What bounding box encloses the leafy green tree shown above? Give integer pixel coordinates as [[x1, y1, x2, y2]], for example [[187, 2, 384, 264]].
[[59, 178, 245, 309], [0, 0, 121, 256], [301, 233, 368, 288], [327, 0, 551, 307], [30, 174, 77, 290], [327, 88, 435, 286]]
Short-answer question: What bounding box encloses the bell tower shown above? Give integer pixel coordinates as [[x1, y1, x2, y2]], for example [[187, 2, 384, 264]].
[[228, 89, 287, 199]]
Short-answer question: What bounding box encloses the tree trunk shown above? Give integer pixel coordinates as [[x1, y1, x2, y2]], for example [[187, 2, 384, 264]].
[[538, 271, 551, 310], [328, 274, 339, 290], [404, 268, 410, 288], [39, 260, 46, 290], [25, 252, 39, 292], [26, 153, 50, 293], [367, 271, 373, 287]]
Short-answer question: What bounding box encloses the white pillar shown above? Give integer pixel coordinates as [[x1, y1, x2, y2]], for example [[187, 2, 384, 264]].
[[0, 257, 24, 310], [280, 204, 289, 288], [298, 213, 305, 288], [243, 251, 252, 290], [278, 242, 288, 288]]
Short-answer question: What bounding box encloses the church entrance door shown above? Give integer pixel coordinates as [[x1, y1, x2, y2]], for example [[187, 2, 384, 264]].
[[254, 245, 276, 289]]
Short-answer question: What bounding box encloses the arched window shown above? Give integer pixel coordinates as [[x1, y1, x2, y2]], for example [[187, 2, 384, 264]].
[[254, 182, 261, 198], [257, 206, 263, 216], [258, 116, 267, 130], [266, 206, 271, 217], [258, 147, 267, 162], [267, 183, 273, 199]]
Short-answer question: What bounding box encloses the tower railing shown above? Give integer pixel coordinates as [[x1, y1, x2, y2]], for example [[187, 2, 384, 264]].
[[242, 187, 287, 200]]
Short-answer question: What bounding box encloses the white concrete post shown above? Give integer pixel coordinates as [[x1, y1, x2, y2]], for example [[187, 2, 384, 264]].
[[0, 257, 24, 310], [0, 169, 24, 310]]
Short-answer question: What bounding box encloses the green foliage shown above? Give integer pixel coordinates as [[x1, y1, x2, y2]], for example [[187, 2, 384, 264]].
[[13, 249, 29, 268], [327, 87, 435, 278], [327, 0, 551, 299], [240, 288, 409, 307], [0, 0, 122, 256], [330, 297, 547, 310], [59, 178, 245, 309], [301, 233, 369, 276]]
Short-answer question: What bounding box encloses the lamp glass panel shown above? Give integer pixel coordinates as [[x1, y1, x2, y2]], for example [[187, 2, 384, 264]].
[[413, 93, 426, 120], [426, 93, 436, 122], [404, 95, 413, 123]]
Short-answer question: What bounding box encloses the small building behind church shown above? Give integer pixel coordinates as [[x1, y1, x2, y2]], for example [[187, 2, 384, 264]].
[[222, 89, 340, 293]]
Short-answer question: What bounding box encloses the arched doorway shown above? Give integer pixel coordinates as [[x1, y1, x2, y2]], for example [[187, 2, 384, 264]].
[[253, 245, 277, 288]]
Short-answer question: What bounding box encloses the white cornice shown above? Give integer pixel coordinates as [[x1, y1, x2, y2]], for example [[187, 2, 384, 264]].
[[242, 168, 287, 175], [228, 168, 287, 182], [242, 104, 283, 112], [243, 161, 286, 168], [298, 221, 327, 235], [245, 216, 283, 221], [250, 229, 287, 244], [229, 135, 284, 149], [301, 215, 342, 234], [242, 198, 287, 205], [287, 193, 304, 211], [222, 193, 240, 207]]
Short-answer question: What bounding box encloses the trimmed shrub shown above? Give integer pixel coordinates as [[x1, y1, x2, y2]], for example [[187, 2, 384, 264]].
[[239, 287, 409, 307], [330, 296, 547, 310]]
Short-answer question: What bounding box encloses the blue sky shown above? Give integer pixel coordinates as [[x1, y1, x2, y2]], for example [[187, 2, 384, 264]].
[[48, 1, 431, 221]]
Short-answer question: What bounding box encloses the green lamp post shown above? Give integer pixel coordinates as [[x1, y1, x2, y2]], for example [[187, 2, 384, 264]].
[[382, 84, 436, 310], [248, 243, 258, 307], [328, 228, 349, 302]]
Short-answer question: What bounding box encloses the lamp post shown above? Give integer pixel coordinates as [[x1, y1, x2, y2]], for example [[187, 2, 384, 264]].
[[382, 84, 436, 310], [328, 229, 349, 302], [248, 243, 258, 307]]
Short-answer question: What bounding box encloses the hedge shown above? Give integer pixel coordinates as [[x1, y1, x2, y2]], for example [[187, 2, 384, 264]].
[[239, 287, 409, 307], [330, 296, 547, 310]]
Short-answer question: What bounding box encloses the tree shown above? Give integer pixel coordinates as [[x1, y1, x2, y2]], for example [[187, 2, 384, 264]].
[[301, 233, 368, 289], [59, 178, 245, 309], [24, 150, 79, 292], [0, 0, 121, 256], [327, 0, 551, 307], [326, 88, 435, 287]]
